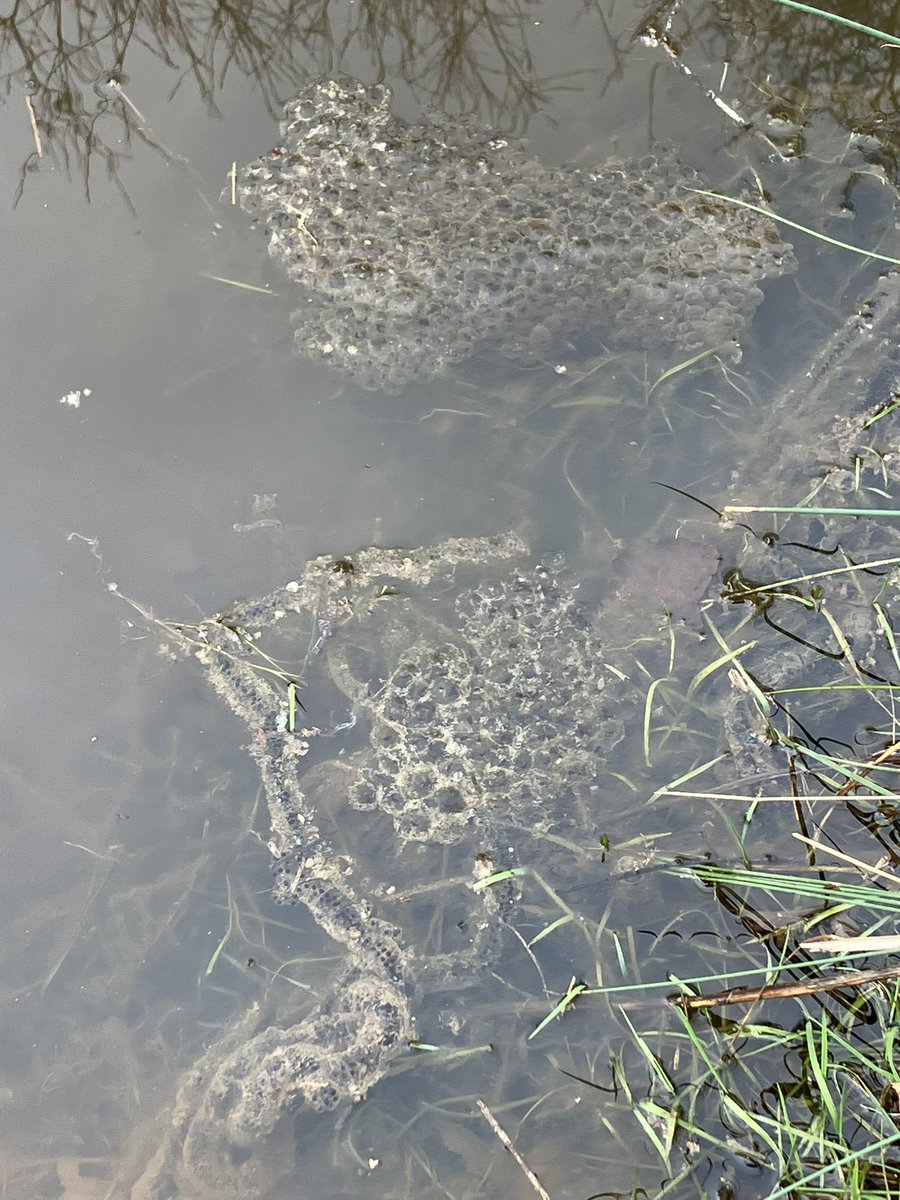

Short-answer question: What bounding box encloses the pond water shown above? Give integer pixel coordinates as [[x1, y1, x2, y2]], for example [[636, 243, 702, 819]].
[[0, 1, 897, 1197]]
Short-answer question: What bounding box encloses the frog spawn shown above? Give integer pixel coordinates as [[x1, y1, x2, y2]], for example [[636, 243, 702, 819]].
[[127, 534, 632, 1197], [235, 77, 795, 389], [312, 559, 625, 849]]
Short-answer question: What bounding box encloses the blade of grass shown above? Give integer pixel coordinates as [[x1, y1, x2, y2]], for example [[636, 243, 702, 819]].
[[764, 0, 900, 47], [643, 676, 671, 766], [648, 346, 722, 396], [528, 912, 574, 947], [205, 876, 235, 976], [650, 753, 730, 802], [472, 866, 528, 891], [739, 555, 900, 593], [201, 272, 277, 294], [805, 1017, 840, 1131], [777, 736, 897, 798], [678, 863, 900, 914], [528, 980, 587, 1040], [687, 190, 900, 266], [793, 833, 900, 886], [686, 640, 757, 698], [619, 1007, 676, 1094]]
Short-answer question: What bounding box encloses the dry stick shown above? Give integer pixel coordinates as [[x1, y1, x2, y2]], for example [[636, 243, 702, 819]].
[[638, 19, 746, 128], [637, 2, 799, 159], [25, 95, 43, 157], [476, 1099, 551, 1200], [792, 832, 900, 886]]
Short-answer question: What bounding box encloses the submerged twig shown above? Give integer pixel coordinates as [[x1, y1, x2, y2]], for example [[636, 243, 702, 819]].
[[476, 1099, 551, 1200]]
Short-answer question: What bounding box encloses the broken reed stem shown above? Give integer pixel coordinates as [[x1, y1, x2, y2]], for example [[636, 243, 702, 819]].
[[476, 1098, 551, 1200]]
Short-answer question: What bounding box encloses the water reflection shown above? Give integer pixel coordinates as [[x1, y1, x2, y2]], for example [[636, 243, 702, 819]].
[[637, 0, 899, 170], [2, 0, 607, 201], [2, 0, 897, 206]]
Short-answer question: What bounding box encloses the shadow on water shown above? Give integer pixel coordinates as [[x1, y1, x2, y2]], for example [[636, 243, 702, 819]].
[[0, 0, 898, 1197]]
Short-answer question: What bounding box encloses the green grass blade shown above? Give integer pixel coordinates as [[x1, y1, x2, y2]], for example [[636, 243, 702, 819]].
[[688, 190, 900, 266], [631, 1103, 672, 1164], [764, 0, 900, 47], [528, 980, 587, 1039], [472, 866, 528, 891], [650, 753, 730, 803], [687, 640, 757, 697], [649, 346, 722, 395], [529, 912, 574, 947], [740, 555, 900, 593], [680, 863, 900, 914], [805, 1018, 840, 1131]]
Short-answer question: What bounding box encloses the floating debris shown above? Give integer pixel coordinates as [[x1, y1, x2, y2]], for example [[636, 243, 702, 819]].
[[58, 387, 91, 409]]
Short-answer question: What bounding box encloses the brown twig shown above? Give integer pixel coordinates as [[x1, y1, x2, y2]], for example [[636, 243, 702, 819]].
[[672, 963, 900, 1010]]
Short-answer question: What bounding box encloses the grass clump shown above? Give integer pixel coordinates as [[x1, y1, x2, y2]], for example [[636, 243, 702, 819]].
[[584, 477, 900, 1197]]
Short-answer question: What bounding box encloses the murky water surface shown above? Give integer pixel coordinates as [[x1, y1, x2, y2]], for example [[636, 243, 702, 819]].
[[0, 1, 897, 1196]]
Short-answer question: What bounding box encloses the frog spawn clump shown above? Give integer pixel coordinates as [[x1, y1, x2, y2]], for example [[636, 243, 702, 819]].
[[332, 561, 625, 845], [235, 77, 796, 389], [126, 534, 633, 1200]]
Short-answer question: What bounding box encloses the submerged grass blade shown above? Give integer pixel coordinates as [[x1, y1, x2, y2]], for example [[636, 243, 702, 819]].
[[201, 272, 277, 294], [738, 555, 900, 593], [778, 736, 897, 798], [720, 1091, 786, 1162], [205, 876, 235, 976], [650, 753, 731, 802], [793, 834, 900, 887], [648, 346, 722, 395], [619, 1007, 676, 1094], [874, 602, 900, 677], [688, 190, 900, 266], [686, 640, 757, 697], [528, 912, 574, 947], [472, 866, 528, 891], [643, 676, 671, 765]]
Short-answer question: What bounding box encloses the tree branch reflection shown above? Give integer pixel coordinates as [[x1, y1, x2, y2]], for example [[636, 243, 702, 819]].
[[1, 0, 603, 202], [5, 0, 894, 206], [637, 0, 898, 170]]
